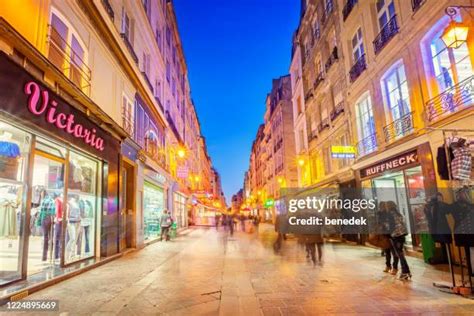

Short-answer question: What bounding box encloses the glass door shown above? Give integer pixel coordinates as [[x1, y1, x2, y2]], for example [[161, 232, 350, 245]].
[[404, 166, 426, 248], [28, 151, 65, 275]]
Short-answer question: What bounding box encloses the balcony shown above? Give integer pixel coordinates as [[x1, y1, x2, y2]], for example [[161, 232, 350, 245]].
[[121, 109, 134, 138], [412, 0, 426, 12], [330, 101, 345, 121], [308, 130, 318, 142], [101, 0, 114, 21], [357, 133, 377, 157], [426, 75, 474, 122], [373, 15, 399, 55], [349, 54, 367, 82], [342, 0, 357, 21], [314, 72, 325, 90], [47, 27, 91, 95], [383, 112, 414, 143], [120, 33, 138, 65], [317, 118, 330, 133], [325, 47, 339, 73]]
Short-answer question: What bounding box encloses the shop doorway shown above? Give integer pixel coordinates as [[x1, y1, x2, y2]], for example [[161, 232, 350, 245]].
[[364, 166, 426, 249], [119, 160, 135, 250], [28, 151, 65, 275]]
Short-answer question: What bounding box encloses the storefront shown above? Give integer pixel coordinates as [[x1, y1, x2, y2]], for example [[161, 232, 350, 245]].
[[356, 143, 437, 250], [143, 173, 166, 243], [173, 192, 187, 229], [0, 53, 121, 286]]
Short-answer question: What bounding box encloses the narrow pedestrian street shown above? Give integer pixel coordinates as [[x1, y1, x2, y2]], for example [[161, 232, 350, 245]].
[[14, 224, 474, 315]]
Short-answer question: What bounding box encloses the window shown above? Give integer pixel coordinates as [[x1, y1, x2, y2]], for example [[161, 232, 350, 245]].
[[376, 0, 395, 29], [122, 95, 134, 137], [166, 60, 170, 83], [352, 28, 364, 62], [166, 26, 171, 46], [154, 78, 162, 102], [49, 12, 90, 93], [382, 63, 411, 122], [121, 8, 130, 39], [297, 96, 303, 114], [430, 34, 473, 93], [155, 24, 162, 51], [355, 93, 376, 141], [142, 53, 150, 76]]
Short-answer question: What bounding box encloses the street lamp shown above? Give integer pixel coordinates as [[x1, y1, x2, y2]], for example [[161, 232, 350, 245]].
[[441, 6, 473, 49]]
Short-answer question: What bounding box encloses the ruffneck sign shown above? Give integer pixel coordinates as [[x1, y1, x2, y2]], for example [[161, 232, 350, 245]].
[[360, 150, 418, 178]]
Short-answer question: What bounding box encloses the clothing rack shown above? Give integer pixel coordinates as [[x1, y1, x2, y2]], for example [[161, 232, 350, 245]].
[[427, 127, 474, 297]]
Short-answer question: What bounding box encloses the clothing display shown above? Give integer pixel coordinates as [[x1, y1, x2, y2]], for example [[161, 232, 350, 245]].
[[436, 146, 454, 180], [0, 195, 18, 238], [0, 141, 20, 181], [452, 147, 472, 181]]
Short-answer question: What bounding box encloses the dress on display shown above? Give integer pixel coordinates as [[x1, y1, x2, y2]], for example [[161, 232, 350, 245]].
[[0, 197, 18, 238]]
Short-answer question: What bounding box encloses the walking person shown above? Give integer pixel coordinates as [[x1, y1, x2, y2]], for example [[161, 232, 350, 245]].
[[227, 213, 234, 236], [378, 202, 398, 274], [385, 201, 411, 280], [160, 209, 173, 241]]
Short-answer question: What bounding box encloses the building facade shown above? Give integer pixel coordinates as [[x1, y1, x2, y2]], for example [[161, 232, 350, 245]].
[[0, 0, 221, 292]]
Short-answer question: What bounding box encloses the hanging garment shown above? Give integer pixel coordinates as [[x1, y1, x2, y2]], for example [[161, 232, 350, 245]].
[[436, 146, 454, 180], [452, 201, 474, 247], [0, 199, 18, 237], [451, 147, 472, 181], [423, 198, 452, 243]]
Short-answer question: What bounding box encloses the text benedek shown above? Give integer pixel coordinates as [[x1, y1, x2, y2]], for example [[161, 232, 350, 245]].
[[288, 216, 367, 226]]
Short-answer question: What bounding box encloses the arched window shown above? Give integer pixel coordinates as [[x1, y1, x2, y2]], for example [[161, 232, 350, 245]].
[[144, 130, 158, 158]]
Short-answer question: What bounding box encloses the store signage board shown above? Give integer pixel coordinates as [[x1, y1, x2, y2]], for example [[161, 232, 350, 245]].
[[145, 169, 167, 184], [361, 149, 418, 178], [331, 145, 355, 159]]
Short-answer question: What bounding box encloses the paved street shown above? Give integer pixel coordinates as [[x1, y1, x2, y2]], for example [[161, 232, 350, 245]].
[[13, 224, 474, 315]]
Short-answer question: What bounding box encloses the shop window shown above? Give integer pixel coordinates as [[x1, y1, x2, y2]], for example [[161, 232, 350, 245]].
[[0, 121, 31, 285], [48, 11, 91, 94], [144, 182, 165, 241], [66, 151, 99, 264], [355, 93, 377, 155]]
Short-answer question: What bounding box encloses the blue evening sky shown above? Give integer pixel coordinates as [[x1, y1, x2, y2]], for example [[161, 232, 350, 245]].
[[173, 0, 300, 203]]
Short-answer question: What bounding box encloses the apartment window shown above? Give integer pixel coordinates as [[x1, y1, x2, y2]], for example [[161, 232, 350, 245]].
[[172, 78, 176, 97], [355, 94, 376, 141], [166, 60, 170, 82], [48, 12, 90, 93], [121, 8, 130, 39], [297, 96, 303, 114], [352, 28, 364, 62], [155, 25, 162, 51], [376, 0, 395, 30], [154, 78, 162, 102], [166, 26, 171, 46], [122, 95, 134, 137], [430, 35, 473, 93], [382, 62, 411, 122], [142, 53, 150, 76]]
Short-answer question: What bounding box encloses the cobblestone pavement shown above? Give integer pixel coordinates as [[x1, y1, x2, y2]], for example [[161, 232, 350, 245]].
[[11, 224, 474, 315]]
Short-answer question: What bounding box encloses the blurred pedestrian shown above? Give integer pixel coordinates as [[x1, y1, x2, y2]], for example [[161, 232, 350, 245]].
[[160, 209, 173, 241], [386, 201, 411, 280], [273, 213, 288, 252], [378, 202, 397, 274], [228, 213, 234, 236]]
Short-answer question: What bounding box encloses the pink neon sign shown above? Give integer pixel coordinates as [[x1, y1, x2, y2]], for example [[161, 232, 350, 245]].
[[24, 81, 105, 151]]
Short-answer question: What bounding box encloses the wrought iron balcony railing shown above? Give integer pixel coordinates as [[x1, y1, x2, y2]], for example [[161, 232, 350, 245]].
[[383, 112, 414, 143], [412, 0, 426, 12], [330, 101, 345, 121], [324, 47, 339, 73], [308, 130, 318, 142], [357, 133, 377, 157], [314, 72, 325, 90], [342, 0, 357, 21], [120, 33, 139, 65], [373, 15, 399, 55], [47, 26, 91, 95], [425, 75, 474, 122], [101, 0, 114, 21], [317, 118, 330, 133], [349, 54, 366, 82]]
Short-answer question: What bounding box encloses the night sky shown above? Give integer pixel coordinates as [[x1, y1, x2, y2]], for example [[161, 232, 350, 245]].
[[173, 0, 300, 203]]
